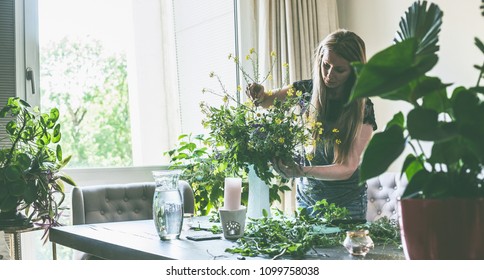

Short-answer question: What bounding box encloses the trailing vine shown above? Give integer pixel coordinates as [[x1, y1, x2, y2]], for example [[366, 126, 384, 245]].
[[225, 201, 401, 259]]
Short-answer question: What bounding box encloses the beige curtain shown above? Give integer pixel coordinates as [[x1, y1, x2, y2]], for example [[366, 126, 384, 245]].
[[253, 0, 338, 87], [239, 0, 339, 213]]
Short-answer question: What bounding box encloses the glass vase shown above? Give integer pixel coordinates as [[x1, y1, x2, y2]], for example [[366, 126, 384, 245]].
[[247, 165, 270, 219], [152, 170, 183, 240]]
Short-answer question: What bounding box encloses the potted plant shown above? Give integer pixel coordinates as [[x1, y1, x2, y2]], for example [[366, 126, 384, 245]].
[[0, 97, 75, 239], [349, 0, 483, 259]]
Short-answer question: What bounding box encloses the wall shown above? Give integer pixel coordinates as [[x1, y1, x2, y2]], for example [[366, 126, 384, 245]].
[[337, 0, 484, 171]]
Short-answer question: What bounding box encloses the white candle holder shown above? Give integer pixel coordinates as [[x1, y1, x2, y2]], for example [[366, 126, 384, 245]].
[[219, 206, 247, 240]]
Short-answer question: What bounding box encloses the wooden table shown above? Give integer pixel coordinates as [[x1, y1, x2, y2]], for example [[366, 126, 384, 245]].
[[49, 219, 404, 260]]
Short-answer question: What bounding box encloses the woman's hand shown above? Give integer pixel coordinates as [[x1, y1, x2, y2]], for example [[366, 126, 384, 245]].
[[246, 83, 265, 106], [273, 158, 305, 178]]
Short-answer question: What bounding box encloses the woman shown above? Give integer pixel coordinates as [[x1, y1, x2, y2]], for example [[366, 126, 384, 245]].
[[247, 29, 377, 220]]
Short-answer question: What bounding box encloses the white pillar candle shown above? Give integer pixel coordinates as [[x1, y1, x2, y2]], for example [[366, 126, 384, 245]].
[[223, 177, 242, 210]]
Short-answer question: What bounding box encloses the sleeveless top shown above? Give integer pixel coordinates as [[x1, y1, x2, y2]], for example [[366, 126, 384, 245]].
[[292, 80, 377, 220]]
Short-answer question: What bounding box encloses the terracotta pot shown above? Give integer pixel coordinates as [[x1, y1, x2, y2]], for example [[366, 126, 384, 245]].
[[399, 198, 484, 259]]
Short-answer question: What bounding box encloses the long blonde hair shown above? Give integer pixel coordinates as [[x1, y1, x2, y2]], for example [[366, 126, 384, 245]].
[[308, 29, 367, 164]]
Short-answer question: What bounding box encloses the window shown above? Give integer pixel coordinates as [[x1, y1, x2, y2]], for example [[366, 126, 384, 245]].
[[4, 0, 238, 259], [24, 0, 237, 172]]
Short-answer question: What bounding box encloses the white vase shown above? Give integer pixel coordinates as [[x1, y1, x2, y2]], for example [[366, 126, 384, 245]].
[[247, 165, 271, 219]]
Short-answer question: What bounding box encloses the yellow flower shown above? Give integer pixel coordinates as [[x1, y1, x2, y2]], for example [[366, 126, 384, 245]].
[[270, 51, 277, 57], [283, 62, 289, 68], [267, 90, 274, 96], [268, 74, 273, 81], [336, 139, 342, 145], [287, 87, 294, 97], [237, 85, 242, 92], [306, 153, 314, 161], [318, 128, 323, 135], [296, 90, 302, 97], [249, 48, 255, 54], [245, 54, 250, 61], [275, 118, 282, 125], [316, 122, 322, 127], [332, 128, 340, 133], [260, 127, 265, 132], [278, 137, 285, 143], [223, 95, 228, 103]]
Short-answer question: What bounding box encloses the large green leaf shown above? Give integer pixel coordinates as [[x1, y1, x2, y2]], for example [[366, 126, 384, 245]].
[[359, 124, 406, 182], [350, 39, 438, 101], [385, 111, 405, 130], [402, 169, 429, 198], [421, 80, 452, 112], [407, 107, 458, 141], [452, 88, 480, 124], [401, 153, 424, 182], [407, 107, 438, 140]]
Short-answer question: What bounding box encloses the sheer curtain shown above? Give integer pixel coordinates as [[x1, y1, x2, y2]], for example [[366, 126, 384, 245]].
[[128, 0, 181, 165], [238, 0, 339, 213]]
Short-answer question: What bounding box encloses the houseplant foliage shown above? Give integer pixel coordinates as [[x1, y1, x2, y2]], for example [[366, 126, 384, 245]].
[[165, 134, 246, 216], [0, 97, 75, 233], [350, 0, 483, 199], [349, 0, 483, 259]]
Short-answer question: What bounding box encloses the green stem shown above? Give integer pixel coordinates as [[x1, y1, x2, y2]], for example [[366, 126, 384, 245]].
[[476, 62, 484, 87]]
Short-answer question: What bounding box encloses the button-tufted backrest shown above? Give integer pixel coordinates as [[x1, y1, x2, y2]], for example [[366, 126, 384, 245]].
[[72, 181, 194, 225], [366, 172, 408, 222]]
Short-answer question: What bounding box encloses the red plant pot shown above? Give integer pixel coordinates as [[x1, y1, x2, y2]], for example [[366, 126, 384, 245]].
[[399, 198, 484, 259]]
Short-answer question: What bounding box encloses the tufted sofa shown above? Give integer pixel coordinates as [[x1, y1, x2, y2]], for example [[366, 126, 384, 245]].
[[70, 180, 194, 259], [365, 172, 408, 222], [72, 181, 194, 225]]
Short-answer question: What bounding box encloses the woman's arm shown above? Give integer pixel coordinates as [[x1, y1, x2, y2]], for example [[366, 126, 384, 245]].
[[246, 83, 290, 108], [275, 123, 374, 180]]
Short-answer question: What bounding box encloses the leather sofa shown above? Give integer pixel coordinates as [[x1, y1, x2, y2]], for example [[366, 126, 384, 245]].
[[365, 172, 408, 221]]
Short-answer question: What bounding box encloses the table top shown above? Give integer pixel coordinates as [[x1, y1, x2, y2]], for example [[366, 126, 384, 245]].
[[49, 219, 404, 260]]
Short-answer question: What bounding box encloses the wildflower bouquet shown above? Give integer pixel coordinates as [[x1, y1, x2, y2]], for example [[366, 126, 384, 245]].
[[201, 49, 318, 185]]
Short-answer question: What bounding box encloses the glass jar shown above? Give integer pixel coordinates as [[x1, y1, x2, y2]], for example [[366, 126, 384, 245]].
[[343, 229, 374, 256], [152, 170, 183, 240]]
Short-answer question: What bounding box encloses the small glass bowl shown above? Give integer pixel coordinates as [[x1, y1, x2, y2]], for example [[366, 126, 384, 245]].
[[343, 229, 374, 256]]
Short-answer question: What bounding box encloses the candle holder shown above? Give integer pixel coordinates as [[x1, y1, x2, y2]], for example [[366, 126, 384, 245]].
[[219, 206, 247, 240]]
